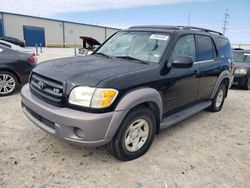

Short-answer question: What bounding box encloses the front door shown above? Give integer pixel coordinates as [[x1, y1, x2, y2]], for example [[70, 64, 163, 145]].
[[162, 34, 199, 114]]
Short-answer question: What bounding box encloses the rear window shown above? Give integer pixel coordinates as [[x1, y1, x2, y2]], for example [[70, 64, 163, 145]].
[[234, 52, 250, 63], [0, 42, 11, 48], [215, 37, 233, 58], [197, 35, 215, 61]]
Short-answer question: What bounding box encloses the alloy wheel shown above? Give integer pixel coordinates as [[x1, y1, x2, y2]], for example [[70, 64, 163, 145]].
[[215, 89, 224, 108], [124, 119, 149, 152], [0, 74, 16, 95]]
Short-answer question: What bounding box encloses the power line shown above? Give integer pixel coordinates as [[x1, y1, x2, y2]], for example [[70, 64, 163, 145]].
[[222, 9, 229, 35]]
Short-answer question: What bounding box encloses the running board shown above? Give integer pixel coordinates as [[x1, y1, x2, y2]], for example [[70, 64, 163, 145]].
[[160, 101, 212, 129]]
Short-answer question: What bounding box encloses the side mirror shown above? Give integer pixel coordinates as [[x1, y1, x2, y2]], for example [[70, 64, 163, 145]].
[[172, 56, 194, 68]]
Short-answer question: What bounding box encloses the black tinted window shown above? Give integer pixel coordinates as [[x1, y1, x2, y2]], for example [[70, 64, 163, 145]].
[[172, 35, 196, 61], [197, 35, 214, 61], [0, 42, 11, 48], [215, 37, 232, 58]]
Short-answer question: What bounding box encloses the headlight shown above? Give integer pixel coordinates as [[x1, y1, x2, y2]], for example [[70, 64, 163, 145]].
[[68, 86, 118, 108], [234, 68, 247, 75], [68, 86, 95, 107]]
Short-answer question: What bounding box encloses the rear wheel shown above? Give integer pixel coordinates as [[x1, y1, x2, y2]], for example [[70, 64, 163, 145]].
[[0, 71, 18, 96], [244, 76, 250, 90], [208, 83, 227, 112], [109, 107, 156, 161]]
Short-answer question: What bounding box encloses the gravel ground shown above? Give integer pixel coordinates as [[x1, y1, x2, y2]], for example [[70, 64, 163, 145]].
[[0, 49, 250, 188]]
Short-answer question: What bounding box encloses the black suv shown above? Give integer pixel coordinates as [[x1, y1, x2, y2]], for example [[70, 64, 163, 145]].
[[21, 25, 233, 161], [232, 49, 250, 89]]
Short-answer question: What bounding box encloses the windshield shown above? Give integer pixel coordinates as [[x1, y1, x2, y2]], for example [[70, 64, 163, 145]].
[[96, 31, 170, 64], [234, 52, 250, 63]]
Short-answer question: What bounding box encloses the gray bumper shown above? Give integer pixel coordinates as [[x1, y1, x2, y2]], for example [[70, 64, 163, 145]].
[[21, 84, 128, 147]]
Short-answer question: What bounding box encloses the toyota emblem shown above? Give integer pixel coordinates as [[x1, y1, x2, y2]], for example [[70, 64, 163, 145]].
[[37, 80, 44, 89]]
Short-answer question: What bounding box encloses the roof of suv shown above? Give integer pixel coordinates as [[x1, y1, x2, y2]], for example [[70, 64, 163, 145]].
[[128, 25, 223, 36]]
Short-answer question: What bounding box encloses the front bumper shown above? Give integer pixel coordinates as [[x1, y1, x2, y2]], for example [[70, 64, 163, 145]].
[[232, 75, 248, 87], [21, 84, 127, 147]]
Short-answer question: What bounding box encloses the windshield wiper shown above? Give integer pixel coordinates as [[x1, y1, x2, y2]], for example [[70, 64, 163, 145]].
[[115, 56, 148, 64], [94, 52, 112, 58]]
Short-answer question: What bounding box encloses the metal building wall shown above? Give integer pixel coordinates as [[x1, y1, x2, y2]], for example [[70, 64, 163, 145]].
[[3, 13, 64, 44], [1, 12, 119, 47], [64, 22, 106, 44], [106, 28, 118, 39]]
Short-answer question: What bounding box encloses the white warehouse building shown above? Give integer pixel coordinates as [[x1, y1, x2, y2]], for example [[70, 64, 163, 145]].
[[0, 12, 119, 47]]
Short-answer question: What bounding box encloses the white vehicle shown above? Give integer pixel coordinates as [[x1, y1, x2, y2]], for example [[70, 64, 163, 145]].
[[0, 40, 34, 56]]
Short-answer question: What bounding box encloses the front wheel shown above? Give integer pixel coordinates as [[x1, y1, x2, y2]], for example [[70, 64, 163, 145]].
[[208, 83, 227, 112], [109, 107, 156, 161]]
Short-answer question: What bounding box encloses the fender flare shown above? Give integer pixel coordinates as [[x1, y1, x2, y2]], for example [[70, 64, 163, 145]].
[[104, 87, 163, 139], [0, 66, 21, 84], [115, 87, 163, 117], [210, 70, 232, 99]]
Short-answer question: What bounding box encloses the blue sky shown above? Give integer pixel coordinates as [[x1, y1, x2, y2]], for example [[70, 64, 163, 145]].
[[57, 0, 250, 44], [1, 0, 249, 44]]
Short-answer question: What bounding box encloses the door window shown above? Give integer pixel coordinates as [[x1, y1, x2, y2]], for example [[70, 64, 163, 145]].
[[172, 35, 196, 61], [197, 35, 215, 61]]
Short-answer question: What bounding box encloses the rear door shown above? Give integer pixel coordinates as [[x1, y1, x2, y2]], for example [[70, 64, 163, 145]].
[[196, 35, 221, 100]]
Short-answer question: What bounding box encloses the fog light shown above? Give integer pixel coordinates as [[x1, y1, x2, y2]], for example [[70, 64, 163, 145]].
[[74, 127, 85, 138]]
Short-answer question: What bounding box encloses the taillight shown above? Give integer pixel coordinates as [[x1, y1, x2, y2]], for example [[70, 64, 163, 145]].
[[27, 55, 37, 64]]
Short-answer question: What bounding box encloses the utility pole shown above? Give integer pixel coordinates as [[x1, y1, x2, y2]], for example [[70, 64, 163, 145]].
[[222, 9, 229, 35], [187, 12, 191, 26]]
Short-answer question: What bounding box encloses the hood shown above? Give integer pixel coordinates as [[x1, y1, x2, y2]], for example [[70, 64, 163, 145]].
[[33, 55, 152, 87]]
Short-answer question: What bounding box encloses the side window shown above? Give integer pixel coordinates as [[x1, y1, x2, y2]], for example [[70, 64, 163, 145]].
[[197, 35, 214, 61], [215, 37, 233, 58], [0, 42, 11, 48], [172, 35, 196, 61]]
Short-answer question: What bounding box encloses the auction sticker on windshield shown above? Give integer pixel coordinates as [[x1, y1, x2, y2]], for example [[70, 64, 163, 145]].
[[149, 34, 169, 41]]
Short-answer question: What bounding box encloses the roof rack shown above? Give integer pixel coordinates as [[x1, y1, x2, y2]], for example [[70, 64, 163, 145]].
[[129, 25, 181, 30], [179, 26, 223, 35], [128, 25, 223, 36]]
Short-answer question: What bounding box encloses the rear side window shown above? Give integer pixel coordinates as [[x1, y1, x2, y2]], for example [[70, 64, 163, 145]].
[[215, 37, 232, 58], [0, 42, 11, 48], [197, 35, 214, 61], [172, 35, 196, 61]]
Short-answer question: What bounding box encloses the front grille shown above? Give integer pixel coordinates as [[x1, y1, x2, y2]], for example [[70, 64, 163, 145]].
[[24, 104, 56, 130], [30, 73, 64, 106]]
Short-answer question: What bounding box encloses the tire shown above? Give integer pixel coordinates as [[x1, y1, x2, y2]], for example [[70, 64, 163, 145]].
[[109, 106, 156, 161], [208, 83, 227, 112], [0, 71, 19, 96], [244, 76, 250, 90]]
